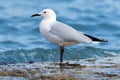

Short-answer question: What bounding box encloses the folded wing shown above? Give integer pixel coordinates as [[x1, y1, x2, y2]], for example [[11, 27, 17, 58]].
[[50, 21, 93, 43]]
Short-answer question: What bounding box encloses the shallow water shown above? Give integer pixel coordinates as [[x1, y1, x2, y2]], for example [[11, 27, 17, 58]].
[[0, 0, 120, 64]]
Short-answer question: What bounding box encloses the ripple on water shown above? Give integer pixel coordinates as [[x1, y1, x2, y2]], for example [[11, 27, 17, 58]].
[[0, 47, 119, 65]]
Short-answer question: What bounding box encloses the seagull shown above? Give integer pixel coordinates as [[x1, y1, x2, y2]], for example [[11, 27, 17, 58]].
[[31, 9, 107, 65]]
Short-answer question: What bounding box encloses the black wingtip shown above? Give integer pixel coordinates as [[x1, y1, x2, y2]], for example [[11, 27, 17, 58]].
[[84, 34, 108, 42]]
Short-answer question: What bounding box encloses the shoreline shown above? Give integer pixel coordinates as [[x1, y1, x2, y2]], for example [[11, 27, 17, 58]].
[[0, 56, 120, 80]]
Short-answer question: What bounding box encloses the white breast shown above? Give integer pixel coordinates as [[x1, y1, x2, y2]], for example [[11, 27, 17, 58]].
[[40, 20, 63, 45]]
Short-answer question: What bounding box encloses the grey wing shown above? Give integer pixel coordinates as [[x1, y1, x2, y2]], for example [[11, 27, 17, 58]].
[[50, 21, 92, 43]]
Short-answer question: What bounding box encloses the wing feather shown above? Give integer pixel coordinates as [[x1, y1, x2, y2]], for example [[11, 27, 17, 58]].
[[50, 21, 92, 43]]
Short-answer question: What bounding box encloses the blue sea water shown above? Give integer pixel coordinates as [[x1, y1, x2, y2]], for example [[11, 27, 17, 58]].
[[0, 0, 120, 64]]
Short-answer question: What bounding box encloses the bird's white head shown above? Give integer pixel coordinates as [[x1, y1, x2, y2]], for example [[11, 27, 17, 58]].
[[31, 9, 56, 20]]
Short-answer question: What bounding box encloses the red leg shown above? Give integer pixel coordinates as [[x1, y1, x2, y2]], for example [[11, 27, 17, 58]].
[[60, 46, 64, 63]]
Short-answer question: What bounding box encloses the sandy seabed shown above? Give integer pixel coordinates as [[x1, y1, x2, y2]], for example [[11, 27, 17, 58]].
[[0, 56, 120, 80]]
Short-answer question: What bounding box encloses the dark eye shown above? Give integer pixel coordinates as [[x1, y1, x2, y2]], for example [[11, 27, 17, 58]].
[[44, 11, 46, 13]]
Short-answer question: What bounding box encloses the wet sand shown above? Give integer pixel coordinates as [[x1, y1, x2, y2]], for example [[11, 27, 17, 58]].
[[0, 56, 120, 80]]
